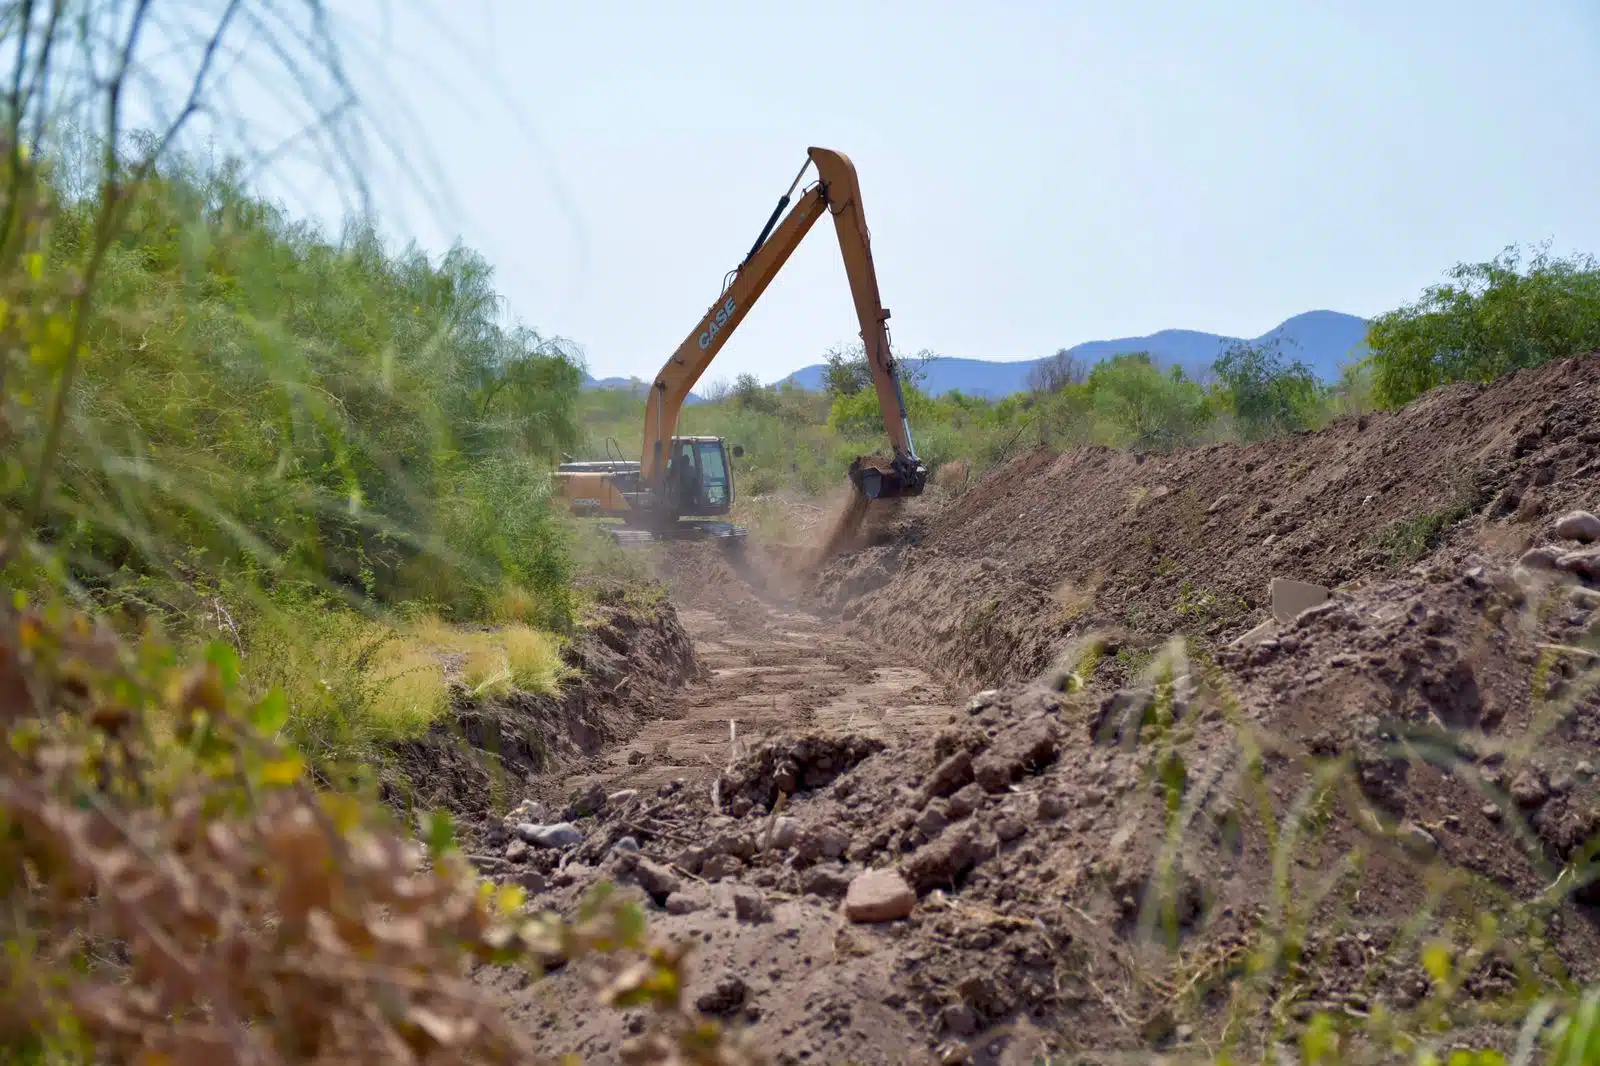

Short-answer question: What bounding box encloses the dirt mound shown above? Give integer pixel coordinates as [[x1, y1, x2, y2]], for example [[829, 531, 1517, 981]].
[[476, 545, 1600, 1063], [819, 354, 1600, 689]]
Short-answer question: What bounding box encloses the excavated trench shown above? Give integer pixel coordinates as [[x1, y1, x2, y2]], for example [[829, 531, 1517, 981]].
[[465, 355, 1600, 1065]]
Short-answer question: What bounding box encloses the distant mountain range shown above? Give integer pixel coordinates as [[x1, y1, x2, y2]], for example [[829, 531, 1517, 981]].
[[777, 310, 1370, 398], [581, 310, 1371, 401]]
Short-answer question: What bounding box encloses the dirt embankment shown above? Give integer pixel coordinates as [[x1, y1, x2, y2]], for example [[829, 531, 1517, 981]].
[[479, 542, 1600, 1064], [817, 354, 1600, 690], [451, 354, 1600, 1065], [387, 586, 698, 823]]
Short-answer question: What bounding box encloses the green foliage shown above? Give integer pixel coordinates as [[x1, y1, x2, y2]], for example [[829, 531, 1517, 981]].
[[1213, 340, 1328, 440], [1084, 352, 1212, 450], [1366, 243, 1600, 408], [1367, 467, 1486, 567], [0, 591, 762, 1066], [6, 150, 583, 632], [822, 342, 872, 397]]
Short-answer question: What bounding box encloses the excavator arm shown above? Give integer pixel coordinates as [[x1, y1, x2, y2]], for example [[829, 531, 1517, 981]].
[[638, 147, 927, 514]]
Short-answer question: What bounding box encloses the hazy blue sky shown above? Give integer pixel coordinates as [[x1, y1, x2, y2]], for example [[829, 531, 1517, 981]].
[[252, 1, 1600, 384]]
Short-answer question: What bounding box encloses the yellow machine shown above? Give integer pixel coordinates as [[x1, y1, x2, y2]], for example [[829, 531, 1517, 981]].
[[555, 146, 927, 546]]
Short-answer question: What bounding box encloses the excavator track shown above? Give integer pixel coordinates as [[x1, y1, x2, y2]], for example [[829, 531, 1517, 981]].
[[606, 521, 748, 547]]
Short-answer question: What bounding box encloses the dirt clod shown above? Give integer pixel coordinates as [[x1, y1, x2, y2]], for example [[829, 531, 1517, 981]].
[[972, 718, 1060, 792], [844, 869, 917, 922]]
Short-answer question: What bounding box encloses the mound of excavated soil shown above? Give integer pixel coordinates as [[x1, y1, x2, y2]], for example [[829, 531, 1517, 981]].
[[477, 547, 1600, 1064], [818, 354, 1600, 689]]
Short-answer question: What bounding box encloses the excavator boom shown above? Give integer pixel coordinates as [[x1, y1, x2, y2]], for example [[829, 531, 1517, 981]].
[[555, 147, 925, 545], [639, 147, 926, 510]]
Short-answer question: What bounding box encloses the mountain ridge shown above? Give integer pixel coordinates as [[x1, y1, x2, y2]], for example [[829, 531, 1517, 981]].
[[778, 309, 1370, 398], [581, 309, 1371, 401]]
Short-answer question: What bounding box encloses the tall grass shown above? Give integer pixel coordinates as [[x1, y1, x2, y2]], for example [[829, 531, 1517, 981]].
[[0, 3, 590, 772]]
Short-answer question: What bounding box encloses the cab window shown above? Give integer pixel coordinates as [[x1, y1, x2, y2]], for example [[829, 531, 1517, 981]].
[[696, 441, 729, 506]]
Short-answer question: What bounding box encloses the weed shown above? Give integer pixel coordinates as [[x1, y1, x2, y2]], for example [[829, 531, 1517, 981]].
[[1053, 574, 1102, 623]]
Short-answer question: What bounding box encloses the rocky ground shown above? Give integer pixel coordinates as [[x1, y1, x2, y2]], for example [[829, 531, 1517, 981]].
[[451, 354, 1600, 1065]]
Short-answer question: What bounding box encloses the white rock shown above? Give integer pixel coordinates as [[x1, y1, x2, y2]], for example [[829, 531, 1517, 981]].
[[1555, 510, 1600, 543], [844, 869, 916, 923], [1270, 577, 1330, 623], [518, 822, 582, 849]]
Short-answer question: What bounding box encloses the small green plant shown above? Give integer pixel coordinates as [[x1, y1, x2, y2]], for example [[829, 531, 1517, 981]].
[[1369, 470, 1485, 567]]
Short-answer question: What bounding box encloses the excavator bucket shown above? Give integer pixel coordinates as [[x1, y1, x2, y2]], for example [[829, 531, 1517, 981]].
[[847, 455, 926, 501]]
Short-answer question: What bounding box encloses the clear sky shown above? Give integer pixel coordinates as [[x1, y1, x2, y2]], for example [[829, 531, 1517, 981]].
[[248, 0, 1600, 385]]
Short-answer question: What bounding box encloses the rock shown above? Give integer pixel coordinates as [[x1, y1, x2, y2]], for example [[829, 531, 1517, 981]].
[[766, 816, 800, 851], [947, 783, 984, 820], [517, 822, 583, 849], [923, 751, 976, 800], [608, 788, 640, 806], [1035, 792, 1067, 820], [504, 798, 550, 825], [1399, 822, 1438, 856], [673, 846, 708, 874], [695, 972, 748, 1015], [701, 853, 744, 880], [994, 815, 1027, 843], [1231, 619, 1279, 648], [504, 839, 530, 863], [973, 719, 1060, 792], [665, 889, 708, 915], [1270, 577, 1330, 623], [796, 825, 851, 862], [1556, 548, 1600, 582], [516, 868, 548, 895], [1518, 546, 1562, 572], [730, 885, 771, 923], [966, 690, 1000, 714], [1481, 803, 1501, 822], [939, 1002, 978, 1037], [904, 826, 985, 892], [800, 864, 853, 899], [629, 858, 681, 904], [916, 803, 950, 839], [612, 836, 640, 854], [709, 828, 755, 859], [1510, 769, 1551, 808], [1555, 511, 1600, 543], [844, 869, 917, 922], [1578, 760, 1595, 778], [565, 782, 608, 819]]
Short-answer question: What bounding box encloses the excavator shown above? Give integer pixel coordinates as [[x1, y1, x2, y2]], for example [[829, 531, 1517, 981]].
[[554, 146, 928, 549]]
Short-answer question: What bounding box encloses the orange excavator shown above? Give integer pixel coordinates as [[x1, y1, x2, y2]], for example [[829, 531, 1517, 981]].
[[555, 147, 928, 547]]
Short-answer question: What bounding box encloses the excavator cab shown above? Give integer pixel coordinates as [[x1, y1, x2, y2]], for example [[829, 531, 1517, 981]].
[[664, 436, 743, 516]]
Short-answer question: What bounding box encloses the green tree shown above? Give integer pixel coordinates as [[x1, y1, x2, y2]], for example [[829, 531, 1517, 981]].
[[1085, 352, 1210, 451], [822, 342, 871, 397], [732, 372, 781, 414], [1367, 243, 1600, 407], [1212, 340, 1326, 440]]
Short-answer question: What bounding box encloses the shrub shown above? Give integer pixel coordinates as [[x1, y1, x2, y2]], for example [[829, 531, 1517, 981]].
[[1367, 243, 1600, 408], [0, 590, 759, 1066], [1212, 340, 1328, 440]]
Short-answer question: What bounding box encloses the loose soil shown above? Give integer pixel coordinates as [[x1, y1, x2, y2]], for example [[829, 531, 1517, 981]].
[[552, 543, 956, 802], [459, 355, 1600, 1065]]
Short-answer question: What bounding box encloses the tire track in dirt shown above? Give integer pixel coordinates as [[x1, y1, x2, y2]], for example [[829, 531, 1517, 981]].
[[559, 545, 957, 800]]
